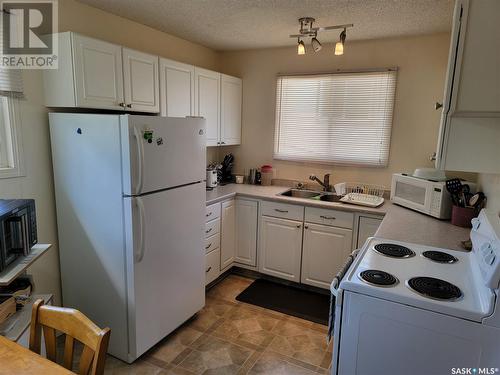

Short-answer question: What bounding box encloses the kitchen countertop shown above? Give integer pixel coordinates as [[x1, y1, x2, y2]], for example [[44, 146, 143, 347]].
[[206, 184, 392, 215], [206, 184, 471, 252]]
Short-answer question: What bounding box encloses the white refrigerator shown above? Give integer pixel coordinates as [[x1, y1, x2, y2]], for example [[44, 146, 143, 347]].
[[50, 113, 206, 362]]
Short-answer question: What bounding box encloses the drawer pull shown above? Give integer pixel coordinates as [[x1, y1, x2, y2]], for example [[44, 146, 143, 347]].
[[206, 212, 212, 217], [206, 266, 212, 273], [320, 215, 336, 220], [205, 243, 212, 250], [275, 209, 289, 213], [206, 228, 213, 234]]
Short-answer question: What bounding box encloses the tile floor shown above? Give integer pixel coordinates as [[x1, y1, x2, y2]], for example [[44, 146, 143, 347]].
[[62, 274, 333, 374]]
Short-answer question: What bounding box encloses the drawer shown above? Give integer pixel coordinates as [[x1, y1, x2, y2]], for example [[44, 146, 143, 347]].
[[205, 203, 221, 222], [205, 218, 220, 238], [205, 233, 220, 254], [261, 201, 304, 221], [305, 207, 354, 229], [206, 248, 221, 285]]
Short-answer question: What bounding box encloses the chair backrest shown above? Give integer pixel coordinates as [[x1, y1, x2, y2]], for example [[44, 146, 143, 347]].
[[29, 299, 111, 375]]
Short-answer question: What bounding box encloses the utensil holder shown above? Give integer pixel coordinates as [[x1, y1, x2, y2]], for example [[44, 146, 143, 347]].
[[451, 205, 477, 228]]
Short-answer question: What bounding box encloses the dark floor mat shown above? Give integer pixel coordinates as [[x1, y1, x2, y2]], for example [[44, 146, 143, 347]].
[[235, 278, 330, 325]]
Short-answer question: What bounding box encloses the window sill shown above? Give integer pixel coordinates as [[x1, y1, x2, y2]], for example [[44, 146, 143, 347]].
[[0, 167, 25, 179]]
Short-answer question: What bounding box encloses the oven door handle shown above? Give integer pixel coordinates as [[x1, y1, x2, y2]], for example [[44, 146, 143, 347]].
[[331, 249, 359, 297]]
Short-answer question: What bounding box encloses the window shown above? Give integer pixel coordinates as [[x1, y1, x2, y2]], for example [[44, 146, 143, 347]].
[[0, 96, 24, 178], [274, 70, 397, 167]]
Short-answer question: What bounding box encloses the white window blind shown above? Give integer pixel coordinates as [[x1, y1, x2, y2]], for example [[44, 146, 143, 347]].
[[274, 70, 397, 167]]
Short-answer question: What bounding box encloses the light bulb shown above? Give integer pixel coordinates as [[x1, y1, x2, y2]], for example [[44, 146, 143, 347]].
[[334, 41, 344, 55], [297, 39, 306, 55], [335, 28, 347, 56], [311, 37, 322, 52]]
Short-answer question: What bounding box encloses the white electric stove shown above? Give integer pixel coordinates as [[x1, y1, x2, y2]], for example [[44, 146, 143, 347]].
[[330, 209, 500, 375]]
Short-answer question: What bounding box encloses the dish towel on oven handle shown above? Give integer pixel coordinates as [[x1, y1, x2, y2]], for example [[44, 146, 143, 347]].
[[327, 249, 360, 343]]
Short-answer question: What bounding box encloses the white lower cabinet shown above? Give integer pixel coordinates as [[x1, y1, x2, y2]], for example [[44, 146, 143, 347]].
[[259, 216, 303, 282], [206, 248, 221, 285], [220, 199, 236, 271], [356, 216, 383, 249], [235, 199, 258, 266], [301, 223, 353, 289]]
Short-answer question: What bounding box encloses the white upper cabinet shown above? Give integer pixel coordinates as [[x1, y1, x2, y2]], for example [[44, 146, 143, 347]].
[[73, 34, 124, 110], [436, 0, 500, 173], [122, 48, 159, 113], [160, 58, 194, 117], [194, 68, 221, 146], [43, 32, 159, 113], [220, 74, 242, 146]]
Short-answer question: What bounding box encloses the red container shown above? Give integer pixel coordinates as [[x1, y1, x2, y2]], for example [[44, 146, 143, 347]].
[[451, 205, 477, 228]]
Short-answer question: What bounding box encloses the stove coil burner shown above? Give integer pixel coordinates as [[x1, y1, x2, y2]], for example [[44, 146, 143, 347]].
[[422, 251, 458, 264], [359, 270, 398, 287], [373, 243, 415, 258], [407, 277, 462, 301]]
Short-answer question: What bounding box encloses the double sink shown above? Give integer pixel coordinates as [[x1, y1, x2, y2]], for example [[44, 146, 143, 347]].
[[279, 189, 342, 203]]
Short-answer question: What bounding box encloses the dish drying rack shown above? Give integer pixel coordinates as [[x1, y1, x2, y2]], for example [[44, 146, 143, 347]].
[[335, 183, 386, 208]]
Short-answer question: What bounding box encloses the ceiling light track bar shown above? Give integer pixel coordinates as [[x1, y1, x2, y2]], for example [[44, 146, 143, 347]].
[[290, 23, 354, 38]]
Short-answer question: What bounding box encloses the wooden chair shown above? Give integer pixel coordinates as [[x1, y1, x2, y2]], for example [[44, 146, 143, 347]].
[[29, 299, 111, 375]]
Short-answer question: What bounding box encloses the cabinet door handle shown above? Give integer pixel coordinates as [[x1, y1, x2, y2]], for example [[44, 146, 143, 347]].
[[304, 225, 309, 229], [206, 266, 212, 273], [320, 215, 336, 220], [118, 102, 126, 108], [206, 228, 212, 234], [296, 224, 301, 228], [434, 102, 443, 110], [205, 243, 212, 250], [126, 103, 132, 108], [221, 141, 226, 145], [275, 209, 288, 213], [206, 212, 212, 217]]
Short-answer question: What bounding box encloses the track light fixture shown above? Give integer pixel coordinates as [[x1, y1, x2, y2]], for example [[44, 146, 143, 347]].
[[335, 28, 347, 55], [297, 38, 306, 55], [290, 18, 353, 56]]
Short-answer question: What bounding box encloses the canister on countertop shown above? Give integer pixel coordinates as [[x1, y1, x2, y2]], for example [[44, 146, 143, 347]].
[[261, 165, 273, 186]]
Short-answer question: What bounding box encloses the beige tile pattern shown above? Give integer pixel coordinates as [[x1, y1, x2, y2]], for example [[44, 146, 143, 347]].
[[57, 274, 332, 374]]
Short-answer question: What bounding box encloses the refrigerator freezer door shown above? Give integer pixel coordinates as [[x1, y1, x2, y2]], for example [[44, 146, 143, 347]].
[[124, 182, 205, 359], [121, 116, 206, 196]]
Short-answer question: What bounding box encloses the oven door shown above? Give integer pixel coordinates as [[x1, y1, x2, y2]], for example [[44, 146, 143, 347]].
[[390, 175, 433, 214]]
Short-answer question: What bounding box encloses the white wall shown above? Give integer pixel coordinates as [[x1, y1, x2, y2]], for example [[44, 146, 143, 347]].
[[478, 174, 500, 215], [217, 33, 469, 187], [0, 71, 61, 304]]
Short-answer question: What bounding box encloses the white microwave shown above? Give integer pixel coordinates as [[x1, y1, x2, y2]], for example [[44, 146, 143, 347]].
[[390, 173, 453, 219]]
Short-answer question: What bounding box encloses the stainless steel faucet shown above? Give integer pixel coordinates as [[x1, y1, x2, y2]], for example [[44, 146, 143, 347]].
[[309, 174, 332, 192]]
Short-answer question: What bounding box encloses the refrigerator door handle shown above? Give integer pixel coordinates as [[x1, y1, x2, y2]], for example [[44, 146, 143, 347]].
[[132, 126, 144, 195], [134, 197, 146, 263]]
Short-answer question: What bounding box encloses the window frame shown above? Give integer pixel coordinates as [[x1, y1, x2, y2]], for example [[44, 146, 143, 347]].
[[273, 69, 397, 168], [0, 96, 25, 179]]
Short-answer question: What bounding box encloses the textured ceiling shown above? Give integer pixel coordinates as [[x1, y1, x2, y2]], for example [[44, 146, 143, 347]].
[[76, 0, 454, 51]]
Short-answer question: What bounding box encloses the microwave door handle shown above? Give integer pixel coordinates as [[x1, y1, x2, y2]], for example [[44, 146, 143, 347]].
[[134, 197, 146, 263], [132, 126, 144, 195], [21, 215, 29, 255]]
